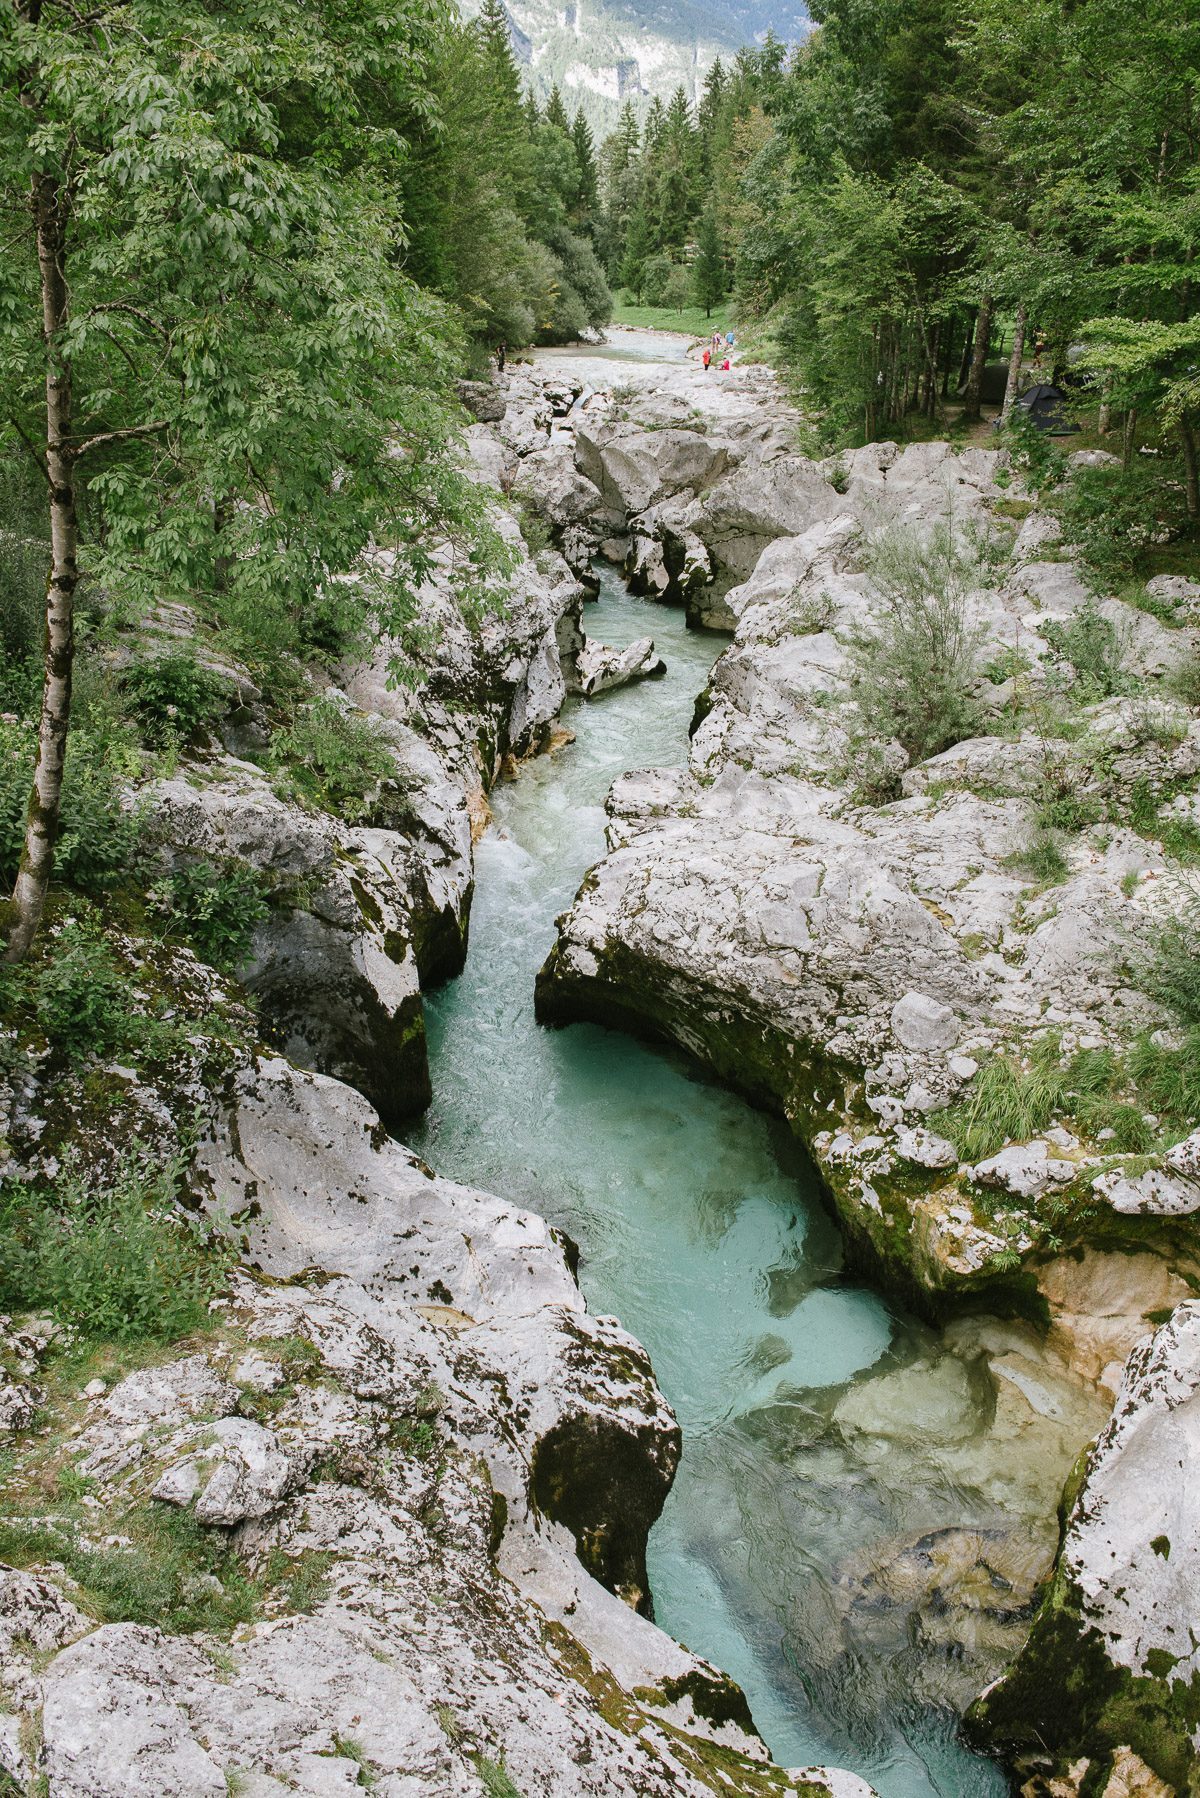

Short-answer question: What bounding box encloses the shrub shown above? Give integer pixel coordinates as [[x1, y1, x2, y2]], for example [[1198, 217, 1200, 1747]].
[[845, 521, 984, 765], [1167, 646, 1200, 710], [1133, 905, 1200, 1028], [0, 1148, 229, 1343], [1041, 599, 1135, 700], [270, 695, 395, 820], [3, 916, 140, 1060], [148, 860, 267, 970], [997, 407, 1067, 493], [1128, 1029, 1200, 1122], [121, 653, 227, 747], [0, 719, 143, 895], [1052, 462, 1187, 587]]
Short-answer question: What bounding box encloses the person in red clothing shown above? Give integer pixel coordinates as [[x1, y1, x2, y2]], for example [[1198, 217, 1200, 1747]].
[[720, 356, 730, 372], [702, 347, 712, 372]]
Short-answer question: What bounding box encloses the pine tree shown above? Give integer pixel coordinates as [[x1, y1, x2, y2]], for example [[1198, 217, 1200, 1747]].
[[691, 211, 726, 317], [572, 110, 600, 233], [545, 85, 570, 131]]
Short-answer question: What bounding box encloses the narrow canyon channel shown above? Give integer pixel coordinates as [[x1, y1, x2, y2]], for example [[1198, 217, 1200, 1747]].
[[411, 559, 1011, 1798]]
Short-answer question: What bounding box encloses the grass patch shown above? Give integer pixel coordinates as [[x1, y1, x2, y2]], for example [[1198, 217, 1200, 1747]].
[[1004, 832, 1070, 886], [608, 295, 734, 338], [0, 1146, 231, 1346]]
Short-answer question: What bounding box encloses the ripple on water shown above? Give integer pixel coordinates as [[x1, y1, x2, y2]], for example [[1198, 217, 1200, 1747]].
[[411, 566, 1012, 1798]]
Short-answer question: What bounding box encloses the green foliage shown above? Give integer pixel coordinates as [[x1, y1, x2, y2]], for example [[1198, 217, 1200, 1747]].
[[147, 860, 267, 970], [1, 0, 494, 678], [1036, 792, 1104, 833], [844, 521, 984, 766], [0, 719, 143, 896], [1052, 465, 1188, 589], [1128, 1031, 1200, 1124], [121, 655, 227, 748], [1133, 908, 1200, 1029], [997, 410, 1067, 493], [472, 1756, 524, 1798], [270, 697, 396, 821], [0, 915, 141, 1061], [1041, 599, 1135, 700], [0, 1149, 229, 1344]]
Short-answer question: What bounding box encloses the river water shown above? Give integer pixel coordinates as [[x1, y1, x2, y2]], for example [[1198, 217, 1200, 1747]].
[[410, 564, 1013, 1798]]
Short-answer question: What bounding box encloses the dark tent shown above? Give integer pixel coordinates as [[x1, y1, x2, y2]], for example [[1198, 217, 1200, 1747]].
[[1013, 383, 1078, 433]]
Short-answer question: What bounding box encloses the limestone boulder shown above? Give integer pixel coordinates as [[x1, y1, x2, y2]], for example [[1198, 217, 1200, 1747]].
[[575, 634, 666, 697], [969, 1305, 1200, 1793]]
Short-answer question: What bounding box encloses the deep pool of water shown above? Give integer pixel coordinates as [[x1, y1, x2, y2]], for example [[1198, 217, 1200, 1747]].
[[410, 568, 1011, 1798]]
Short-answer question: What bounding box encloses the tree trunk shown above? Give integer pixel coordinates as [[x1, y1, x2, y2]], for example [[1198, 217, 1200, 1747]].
[[1122, 407, 1138, 471], [956, 313, 975, 392], [5, 167, 78, 963], [1180, 419, 1200, 518], [960, 292, 993, 424], [1001, 302, 1027, 415]]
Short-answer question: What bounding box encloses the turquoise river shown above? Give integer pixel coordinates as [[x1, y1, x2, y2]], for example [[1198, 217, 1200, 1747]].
[[411, 564, 1011, 1798]]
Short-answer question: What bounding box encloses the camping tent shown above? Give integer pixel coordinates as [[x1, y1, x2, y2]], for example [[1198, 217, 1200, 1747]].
[[1013, 383, 1077, 433]]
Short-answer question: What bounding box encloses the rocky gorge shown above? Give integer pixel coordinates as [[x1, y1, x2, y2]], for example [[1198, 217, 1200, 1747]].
[[1, 327, 1198, 1798]]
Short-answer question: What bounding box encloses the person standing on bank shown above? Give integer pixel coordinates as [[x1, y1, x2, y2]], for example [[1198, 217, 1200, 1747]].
[[702, 346, 712, 373], [497, 341, 506, 373]]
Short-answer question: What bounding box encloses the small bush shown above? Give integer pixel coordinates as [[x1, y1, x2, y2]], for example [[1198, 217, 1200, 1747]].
[[1052, 462, 1187, 587], [0, 1149, 229, 1343], [845, 522, 984, 765], [1128, 1029, 1200, 1121], [1041, 599, 1134, 700], [4, 916, 140, 1060], [0, 719, 143, 895], [513, 501, 552, 558], [1133, 907, 1200, 1028], [121, 653, 227, 747], [998, 408, 1068, 492], [1167, 647, 1200, 710], [148, 860, 267, 970], [1037, 792, 1104, 833], [270, 696, 395, 820]]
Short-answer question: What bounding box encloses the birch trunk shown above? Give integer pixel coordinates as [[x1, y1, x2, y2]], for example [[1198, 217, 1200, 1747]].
[[5, 167, 78, 963], [1001, 302, 1027, 415], [961, 292, 993, 424]]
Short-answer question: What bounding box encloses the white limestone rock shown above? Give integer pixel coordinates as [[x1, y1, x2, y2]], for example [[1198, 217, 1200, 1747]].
[[575, 634, 666, 697]]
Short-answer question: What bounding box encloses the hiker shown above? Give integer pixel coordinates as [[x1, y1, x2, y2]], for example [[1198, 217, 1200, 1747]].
[[712, 330, 722, 355], [497, 341, 506, 373], [725, 330, 735, 349], [720, 356, 730, 372], [702, 346, 712, 373]]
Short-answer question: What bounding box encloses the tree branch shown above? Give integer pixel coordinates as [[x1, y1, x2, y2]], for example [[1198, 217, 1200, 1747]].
[[7, 416, 51, 487], [71, 419, 170, 460]]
